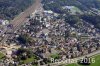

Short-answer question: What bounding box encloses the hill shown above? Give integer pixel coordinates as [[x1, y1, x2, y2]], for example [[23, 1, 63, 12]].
[[42, 0, 100, 29], [0, 0, 34, 20]]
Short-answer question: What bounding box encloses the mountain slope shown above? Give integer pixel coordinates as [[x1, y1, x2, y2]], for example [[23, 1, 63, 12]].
[[0, 0, 34, 20], [42, 0, 100, 29]]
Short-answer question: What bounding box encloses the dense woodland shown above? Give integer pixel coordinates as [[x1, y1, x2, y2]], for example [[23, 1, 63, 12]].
[[42, 0, 100, 29], [42, 0, 100, 11], [0, 0, 34, 20]]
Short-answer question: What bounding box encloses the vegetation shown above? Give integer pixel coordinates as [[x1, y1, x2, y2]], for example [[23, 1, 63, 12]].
[[14, 48, 39, 64], [42, 0, 100, 11], [17, 34, 35, 45], [51, 53, 60, 59], [65, 15, 81, 27], [42, 0, 100, 29], [64, 64, 77, 66], [64, 54, 100, 66], [80, 14, 100, 29], [0, 0, 34, 20], [90, 54, 100, 66], [0, 52, 5, 60]]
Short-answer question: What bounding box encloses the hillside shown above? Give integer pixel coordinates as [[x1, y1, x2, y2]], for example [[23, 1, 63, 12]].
[[42, 0, 100, 11], [42, 0, 100, 29], [0, 0, 34, 20]]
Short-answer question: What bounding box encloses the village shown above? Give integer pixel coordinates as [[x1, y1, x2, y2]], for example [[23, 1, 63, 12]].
[[0, 5, 99, 65]]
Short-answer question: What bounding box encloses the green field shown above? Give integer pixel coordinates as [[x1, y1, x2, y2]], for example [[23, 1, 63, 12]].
[[51, 53, 60, 59], [20, 56, 37, 64], [0, 52, 5, 60], [90, 54, 100, 66], [65, 63, 77, 66], [64, 54, 100, 66]]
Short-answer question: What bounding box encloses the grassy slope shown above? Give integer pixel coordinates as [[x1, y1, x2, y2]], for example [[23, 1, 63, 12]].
[[0, 52, 5, 60], [65, 54, 100, 66]]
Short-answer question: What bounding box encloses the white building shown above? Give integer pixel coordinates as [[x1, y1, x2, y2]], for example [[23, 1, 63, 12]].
[[0, 19, 9, 25]]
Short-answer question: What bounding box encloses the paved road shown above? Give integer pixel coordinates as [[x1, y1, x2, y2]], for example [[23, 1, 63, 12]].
[[0, 0, 41, 43]]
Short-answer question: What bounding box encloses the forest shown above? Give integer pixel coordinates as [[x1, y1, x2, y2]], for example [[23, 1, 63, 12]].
[[0, 0, 34, 20], [42, 0, 100, 11]]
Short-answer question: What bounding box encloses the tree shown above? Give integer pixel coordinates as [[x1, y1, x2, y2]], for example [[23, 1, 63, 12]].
[[17, 34, 35, 45]]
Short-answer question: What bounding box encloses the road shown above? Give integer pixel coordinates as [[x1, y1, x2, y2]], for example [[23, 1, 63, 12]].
[[0, 0, 41, 43]]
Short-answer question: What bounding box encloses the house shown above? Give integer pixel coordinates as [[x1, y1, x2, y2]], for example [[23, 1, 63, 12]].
[[0, 19, 9, 25]]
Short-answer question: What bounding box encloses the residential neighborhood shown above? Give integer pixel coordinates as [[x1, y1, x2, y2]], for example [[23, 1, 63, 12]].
[[0, 0, 100, 66]]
